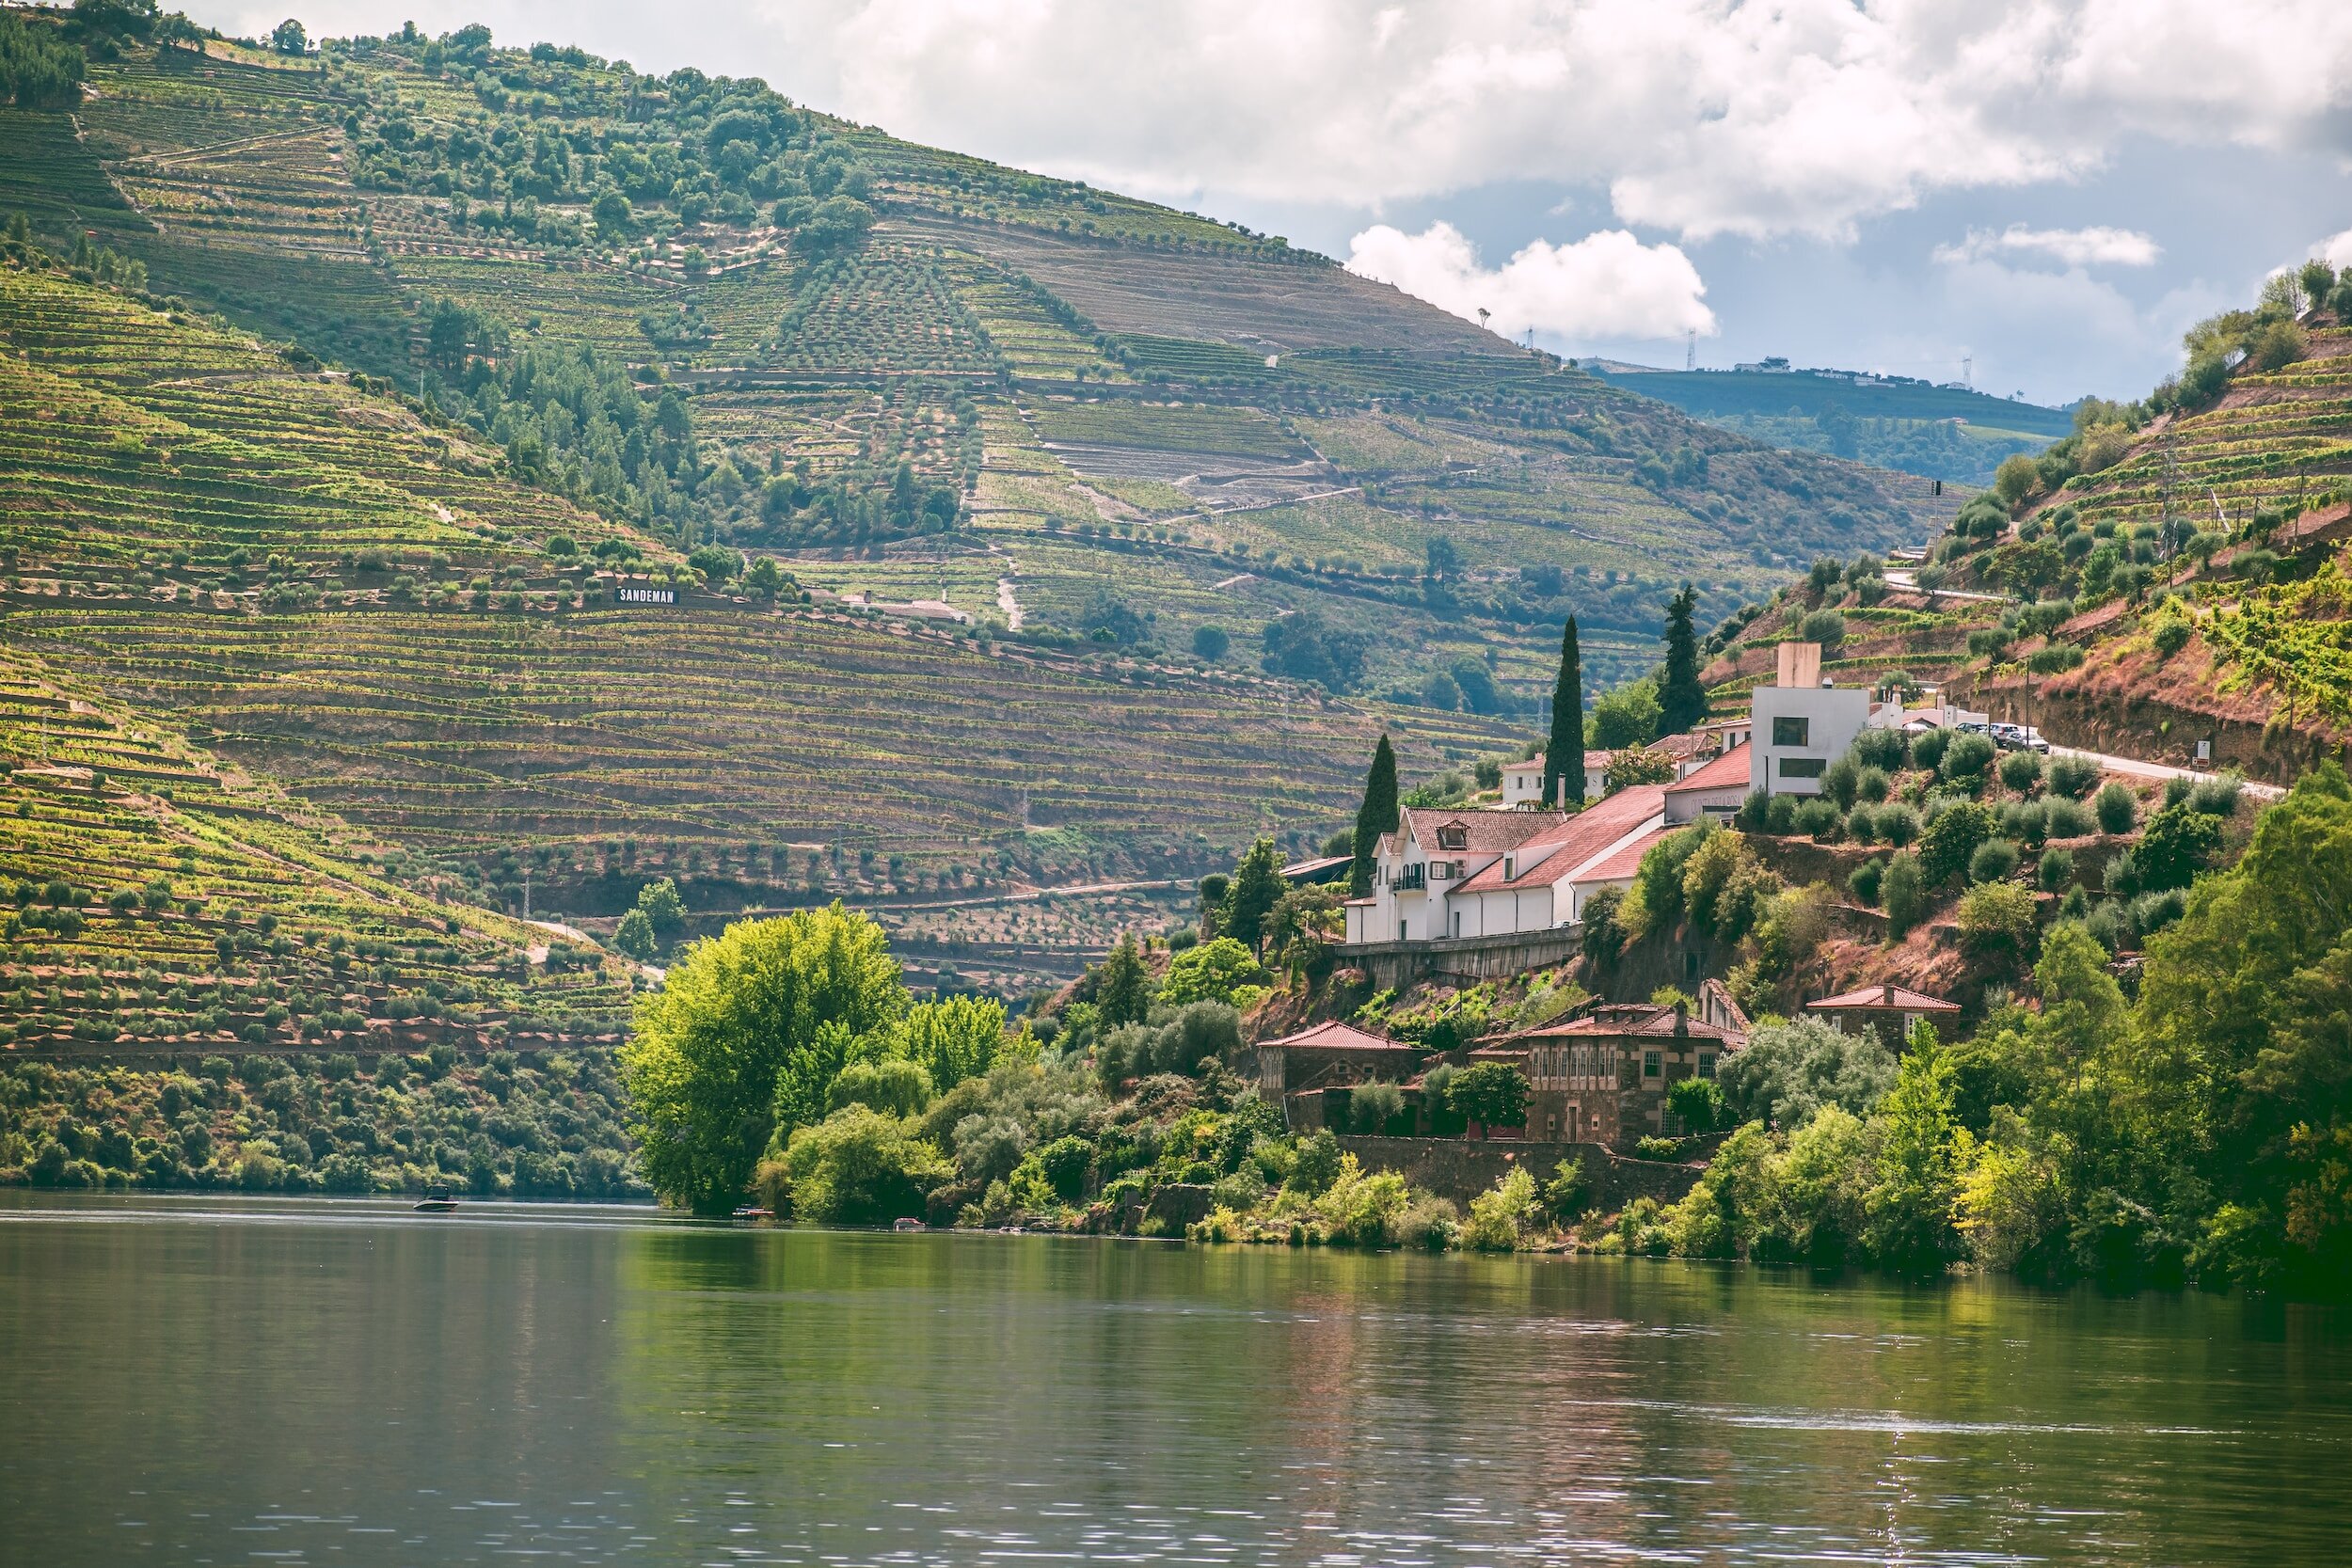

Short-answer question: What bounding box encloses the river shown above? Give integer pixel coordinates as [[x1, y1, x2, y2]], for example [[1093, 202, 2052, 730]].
[[2, 1191, 2347, 1564]]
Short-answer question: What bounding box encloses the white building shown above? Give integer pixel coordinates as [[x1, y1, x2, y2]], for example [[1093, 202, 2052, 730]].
[[1343, 784, 1669, 946], [1662, 742, 1753, 824], [1501, 751, 1612, 807], [1749, 641, 1874, 798]]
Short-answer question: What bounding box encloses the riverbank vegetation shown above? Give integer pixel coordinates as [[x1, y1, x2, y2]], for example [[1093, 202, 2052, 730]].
[[0, 1045, 644, 1197]]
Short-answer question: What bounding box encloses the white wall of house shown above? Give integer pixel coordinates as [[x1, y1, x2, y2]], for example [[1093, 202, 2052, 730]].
[[1501, 755, 1606, 806], [1664, 783, 1749, 825], [1750, 685, 1873, 796]]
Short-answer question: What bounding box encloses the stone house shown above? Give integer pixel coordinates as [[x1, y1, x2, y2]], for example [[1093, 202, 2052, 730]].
[[1472, 1001, 1745, 1147], [1805, 983, 1961, 1051]]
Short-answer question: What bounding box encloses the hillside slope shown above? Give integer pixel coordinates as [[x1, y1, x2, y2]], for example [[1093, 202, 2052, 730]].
[[7, 24, 1941, 708]]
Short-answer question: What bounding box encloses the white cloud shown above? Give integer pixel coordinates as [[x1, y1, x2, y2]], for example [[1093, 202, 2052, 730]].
[[2318, 229, 2352, 273], [191, 0, 2352, 245], [1933, 225, 2162, 268], [1345, 222, 1715, 343]]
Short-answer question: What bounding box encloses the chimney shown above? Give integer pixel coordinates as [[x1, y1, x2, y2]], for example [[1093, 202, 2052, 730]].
[[1776, 641, 1821, 689], [1674, 1001, 1690, 1037]]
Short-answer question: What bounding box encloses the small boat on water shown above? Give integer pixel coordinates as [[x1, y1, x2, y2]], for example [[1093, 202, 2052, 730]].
[[731, 1205, 774, 1222], [893, 1217, 925, 1232], [414, 1185, 457, 1212]]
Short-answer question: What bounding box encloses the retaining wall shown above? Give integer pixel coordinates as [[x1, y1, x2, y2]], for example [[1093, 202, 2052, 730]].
[[1336, 1135, 1702, 1209]]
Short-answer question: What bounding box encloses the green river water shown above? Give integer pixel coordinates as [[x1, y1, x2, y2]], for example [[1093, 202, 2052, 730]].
[[1, 1191, 2347, 1564]]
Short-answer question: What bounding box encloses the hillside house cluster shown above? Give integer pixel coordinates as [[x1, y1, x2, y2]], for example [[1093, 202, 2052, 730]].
[[1341, 642, 1985, 966]]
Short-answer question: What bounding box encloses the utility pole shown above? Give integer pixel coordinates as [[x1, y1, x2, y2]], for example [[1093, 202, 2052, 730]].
[[1962, 355, 1973, 388], [1685, 328, 1695, 371], [522, 867, 531, 921]]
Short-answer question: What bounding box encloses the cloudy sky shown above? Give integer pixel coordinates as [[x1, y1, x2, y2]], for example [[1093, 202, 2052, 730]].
[[199, 0, 2352, 404]]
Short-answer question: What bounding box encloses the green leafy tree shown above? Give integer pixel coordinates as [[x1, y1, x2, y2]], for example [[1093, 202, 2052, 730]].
[[1350, 734, 1399, 897], [826, 1057, 934, 1117], [613, 908, 656, 960], [636, 878, 686, 945], [1918, 800, 1995, 885], [775, 1105, 950, 1223], [1446, 1062, 1530, 1135], [1095, 932, 1151, 1026], [1157, 936, 1266, 1008], [1667, 1075, 1724, 1134], [271, 16, 305, 54], [886, 995, 1004, 1091], [620, 905, 908, 1212], [1589, 679, 1662, 750], [1866, 1025, 1965, 1274], [1659, 582, 1708, 735], [591, 189, 632, 239], [1223, 836, 1284, 955], [1882, 851, 1927, 936], [1545, 616, 1585, 807]]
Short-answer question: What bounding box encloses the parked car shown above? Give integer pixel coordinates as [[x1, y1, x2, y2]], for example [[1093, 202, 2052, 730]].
[[1993, 723, 2050, 752]]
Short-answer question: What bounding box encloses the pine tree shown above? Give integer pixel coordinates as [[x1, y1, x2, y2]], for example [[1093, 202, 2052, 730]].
[[1660, 583, 1707, 736], [1544, 617, 1586, 808], [1225, 836, 1284, 954], [1349, 735, 1399, 897], [1096, 932, 1151, 1026]]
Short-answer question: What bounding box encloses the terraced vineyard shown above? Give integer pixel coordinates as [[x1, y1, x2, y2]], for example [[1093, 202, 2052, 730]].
[[0, 642, 631, 1059], [0, 20, 1961, 1019]]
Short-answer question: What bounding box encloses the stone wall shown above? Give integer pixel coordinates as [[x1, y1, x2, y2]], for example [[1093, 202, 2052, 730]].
[[1336, 1135, 1702, 1209], [1337, 928, 1583, 990]]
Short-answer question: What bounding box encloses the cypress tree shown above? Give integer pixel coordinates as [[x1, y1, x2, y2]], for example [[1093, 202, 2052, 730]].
[[1225, 836, 1284, 955], [1545, 616, 1586, 808], [1349, 734, 1399, 897], [1660, 583, 1707, 736], [1096, 932, 1151, 1026]]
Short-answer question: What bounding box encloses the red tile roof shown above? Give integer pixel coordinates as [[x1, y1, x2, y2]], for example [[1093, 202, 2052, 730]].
[[1404, 807, 1565, 856], [1807, 983, 1960, 1013], [1664, 741, 1753, 796], [1452, 784, 1666, 893], [1258, 1020, 1418, 1053], [1572, 824, 1673, 883], [1517, 1002, 1743, 1044]]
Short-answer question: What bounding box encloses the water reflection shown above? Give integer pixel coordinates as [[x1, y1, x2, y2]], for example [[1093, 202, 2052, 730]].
[[2, 1192, 2347, 1564]]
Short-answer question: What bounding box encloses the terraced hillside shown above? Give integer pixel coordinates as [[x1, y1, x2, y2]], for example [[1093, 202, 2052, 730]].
[[0, 24, 1942, 712], [0, 639, 632, 1059], [1695, 268, 2352, 787], [0, 257, 1503, 975]]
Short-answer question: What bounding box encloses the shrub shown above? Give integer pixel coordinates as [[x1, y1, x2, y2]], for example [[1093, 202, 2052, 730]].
[[1958, 881, 2038, 952], [1918, 800, 1995, 885], [1940, 731, 1997, 784], [1997, 751, 2043, 793], [1909, 727, 1949, 772], [1846, 804, 1879, 844], [1797, 609, 1845, 647], [1795, 797, 1843, 840], [1400, 1194, 1459, 1250], [1856, 763, 1892, 802], [1191, 624, 1230, 661], [778, 1106, 952, 1224], [2093, 782, 2138, 834], [1287, 1130, 1343, 1196], [1969, 838, 2021, 883], [1667, 1075, 1725, 1134], [1462, 1166, 1539, 1250], [2135, 805, 2225, 892], [2043, 797, 2094, 837], [2026, 644, 2085, 674], [1541, 1154, 1591, 1219], [2187, 773, 2242, 816], [2042, 752, 2098, 799], [1849, 856, 1885, 906], [1349, 1079, 1406, 1133], [1632, 1135, 1685, 1162], [1446, 1062, 1529, 1132], [1882, 852, 1927, 937], [2038, 846, 2075, 892], [1155, 937, 1268, 1009], [1765, 793, 1798, 834], [2151, 610, 2193, 658], [1875, 802, 1920, 847], [2127, 887, 2188, 942], [1853, 727, 1908, 770], [1997, 799, 2048, 847]]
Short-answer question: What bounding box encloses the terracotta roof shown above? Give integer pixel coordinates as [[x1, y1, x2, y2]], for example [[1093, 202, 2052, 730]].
[[1258, 1020, 1418, 1053], [1518, 1002, 1742, 1044], [1651, 731, 1707, 758], [1404, 807, 1565, 855], [1572, 824, 1673, 882], [1452, 784, 1666, 893], [1807, 983, 1960, 1013], [1663, 741, 1753, 796]]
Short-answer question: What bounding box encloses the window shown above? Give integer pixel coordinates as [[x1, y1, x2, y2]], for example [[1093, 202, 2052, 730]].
[[1697, 1052, 1716, 1080], [1451, 911, 1462, 938], [1772, 715, 1810, 747], [1437, 823, 1467, 850], [1779, 756, 1827, 778], [1502, 855, 1515, 880], [1644, 1050, 1661, 1080], [1398, 920, 1408, 942]]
